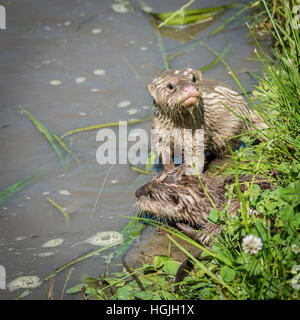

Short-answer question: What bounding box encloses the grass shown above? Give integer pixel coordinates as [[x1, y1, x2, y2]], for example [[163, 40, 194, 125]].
[[65, 0, 300, 300]]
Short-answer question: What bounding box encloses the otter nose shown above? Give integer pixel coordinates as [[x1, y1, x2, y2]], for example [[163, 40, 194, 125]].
[[183, 85, 198, 95]]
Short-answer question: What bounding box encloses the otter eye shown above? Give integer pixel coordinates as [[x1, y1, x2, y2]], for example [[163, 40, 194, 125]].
[[167, 83, 175, 90], [148, 192, 154, 200], [192, 75, 197, 83], [170, 195, 179, 205]]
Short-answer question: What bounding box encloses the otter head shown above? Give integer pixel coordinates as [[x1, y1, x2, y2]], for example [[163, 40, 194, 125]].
[[148, 68, 203, 115], [135, 167, 182, 219], [135, 165, 203, 226]]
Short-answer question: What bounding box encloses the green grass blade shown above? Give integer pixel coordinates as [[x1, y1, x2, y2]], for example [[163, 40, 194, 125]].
[[0, 170, 44, 206], [52, 134, 81, 165], [113, 216, 147, 259], [47, 198, 70, 229], [149, 19, 172, 70], [89, 164, 114, 221], [199, 43, 230, 72], [208, 2, 255, 37], [151, 1, 233, 27], [156, 0, 195, 28], [60, 116, 153, 139], [129, 164, 156, 175], [20, 106, 65, 163], [166, 234, 237, 296]]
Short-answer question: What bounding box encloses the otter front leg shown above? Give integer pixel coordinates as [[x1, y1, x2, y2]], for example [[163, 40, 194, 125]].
[[175, 249, 203, 292], [152, 129, 175, 170], [174, 222, 207, 292], [176, 222, 209, 243]]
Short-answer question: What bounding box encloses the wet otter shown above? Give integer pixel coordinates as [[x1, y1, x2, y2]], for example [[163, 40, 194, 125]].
[[149, 68, 267, 171], [135, 164, 272, 287], [135, 164, 272, 244]]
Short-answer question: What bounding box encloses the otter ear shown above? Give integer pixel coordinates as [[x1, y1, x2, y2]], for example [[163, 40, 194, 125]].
[[147, 83, 157, 101], [196, 70, 203, 82]]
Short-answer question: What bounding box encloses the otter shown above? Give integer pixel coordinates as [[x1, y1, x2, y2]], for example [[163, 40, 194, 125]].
[[135, 164, 272, 287], [149, 68, 267, 171], [135, 164, 272, 244]]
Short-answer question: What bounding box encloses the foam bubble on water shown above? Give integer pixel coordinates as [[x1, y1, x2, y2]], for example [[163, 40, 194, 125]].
[[58, 190, 71, 196], [15, 236, 27, 241], [127, 108, 138, 115], [82, 231, 123, 246], [91, 28, 102, 35], [42, 238, 64, 248], [38, 252, 55, 257], [75, 77, 87, 84], [49, 80, 62, 86], [118, 100, 131, 108], [112, 3, 130, 13], [8, 276, 41, 292], [143, 6, 152, 13], [93, 69, 106, 76]]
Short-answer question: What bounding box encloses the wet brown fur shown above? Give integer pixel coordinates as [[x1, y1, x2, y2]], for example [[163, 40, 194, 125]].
[[135, 165, 272, 244], [149, 68, 267, 163], [135, 164, 272, 288]]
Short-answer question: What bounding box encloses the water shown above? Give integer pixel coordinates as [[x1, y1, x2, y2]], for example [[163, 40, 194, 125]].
[[0, 0, 266, 299]]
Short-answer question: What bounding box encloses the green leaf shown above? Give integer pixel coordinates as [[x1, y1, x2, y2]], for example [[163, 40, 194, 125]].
[[150, 4, 230, 27], [279, 205, 294, 222], [162, 260, 181, 276], [278, 182, 300, 206], [254, 220, 268, 242], [116, 286, 134, 300], [85, 287, 98, 295], [66, 284, 84, 294], [152, 255, 170, 270], [134, 291, 154, 300], [220, 266, 236, 282], [208, 209, 219, 224]]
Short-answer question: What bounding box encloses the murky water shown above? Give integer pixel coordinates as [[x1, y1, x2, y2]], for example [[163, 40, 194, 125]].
[[0, 0, 266, 299]]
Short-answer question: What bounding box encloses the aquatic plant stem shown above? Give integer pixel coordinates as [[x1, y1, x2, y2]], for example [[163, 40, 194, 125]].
[[89, 164, 114, 221], [61, 116, 152, 139]]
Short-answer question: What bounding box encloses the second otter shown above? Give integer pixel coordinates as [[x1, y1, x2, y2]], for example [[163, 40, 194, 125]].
[[136, 164, 272, 244], [149, 68, 267, 171]]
